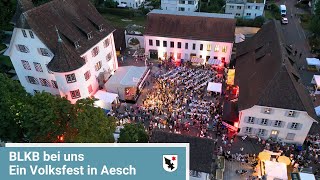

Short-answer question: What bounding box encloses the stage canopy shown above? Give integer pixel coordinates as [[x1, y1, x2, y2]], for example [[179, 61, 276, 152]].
[[264, 161, 288, 180], [208, 58, 221, 65], [306, 58, 320, 66], [191, 57, 205, 64], [94, 90, 119, 110], [207, 82, 222, 93]]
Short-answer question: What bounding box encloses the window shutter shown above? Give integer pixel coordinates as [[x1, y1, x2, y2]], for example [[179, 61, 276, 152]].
[[297, 123, 303, 130], [287, 122, 292, 129], [264, 130, 268, 136], [25, 76, 30, 83], [280, 121, 286, 128], [244, 116, 249, 123], [268, 120, 273, 126]]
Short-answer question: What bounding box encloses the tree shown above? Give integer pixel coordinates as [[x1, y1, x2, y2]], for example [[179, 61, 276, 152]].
[[315, 0, 320, 16], [0, 0, 16, 30], [21, 92, 74, 142], [0, 73, 30, 142], [104, 0, 118, 8], [118, 123, 148, 143], [67, 98, 116, 143]]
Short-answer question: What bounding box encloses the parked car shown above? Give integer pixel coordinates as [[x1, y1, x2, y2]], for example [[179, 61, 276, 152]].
[[281, 17, 288, 24]]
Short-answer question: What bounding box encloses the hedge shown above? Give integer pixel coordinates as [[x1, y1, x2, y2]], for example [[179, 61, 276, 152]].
[[97, 7, 135, 18]]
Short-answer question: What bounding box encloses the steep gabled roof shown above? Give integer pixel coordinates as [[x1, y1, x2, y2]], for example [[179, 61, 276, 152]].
[[150, 130, 216, 173], [11, 0, 34, 28], [235, 20, 317, 119], [145, 10, 236, 43]]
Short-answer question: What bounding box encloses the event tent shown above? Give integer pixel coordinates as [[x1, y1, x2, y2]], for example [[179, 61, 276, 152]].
[[207, 58, 221, 65], [207, 82, 222, 93], [264, 161, 288, 180], [306, 58, 320, 71], [311, 75, 320, 95], [94, 90, 119, 110], [105, 66, 149, 100], [191, 57, 205, 64], [315, 106, 320, 117]]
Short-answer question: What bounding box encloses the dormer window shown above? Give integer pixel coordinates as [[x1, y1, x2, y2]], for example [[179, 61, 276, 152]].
[[264, 108, 271, 114], [75, 41, 80, 49], [99, 25, 104, 32], [288, 110, 295, 117], [87, 32, 93, 40]]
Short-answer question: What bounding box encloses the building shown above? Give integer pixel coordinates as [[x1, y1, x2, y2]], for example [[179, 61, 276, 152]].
[[161, 0, 199, 12], [235, 20, 318, 145], [225, 0, 265, 19], [5, 0, 118, 104], [116, 0, 144, 9], [150, 130, 219, 180], [144, 10, 236, 65]]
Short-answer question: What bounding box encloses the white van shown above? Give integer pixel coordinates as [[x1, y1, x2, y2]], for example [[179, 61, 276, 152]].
[[280, 5, 287, 16]]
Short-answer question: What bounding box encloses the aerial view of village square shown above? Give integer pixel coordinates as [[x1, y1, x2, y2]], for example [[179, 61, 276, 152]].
[[1, 0, 320, 179]]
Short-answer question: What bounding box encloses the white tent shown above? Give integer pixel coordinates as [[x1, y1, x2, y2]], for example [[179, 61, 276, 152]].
[[94, 90, 119, 110], [264, 161, 288, 180], [307, 58, 320, 67], [191, 57, 205, 64], [207, 82, 222, 93], [312, 75, 320, 95], [208, 58, 221, 65], [315, 106, 320, 117], [299, 173, 316, 180]]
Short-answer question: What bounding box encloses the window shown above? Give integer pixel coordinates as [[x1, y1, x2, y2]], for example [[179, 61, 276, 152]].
[[26, 76, 39, 85], [17, 44, 29, 53], [21, 60, 31, 70], [200, 44, 203, 50], [163, 41, 167, 47], [75, 41, 80, 49], [51, 80, 58, 89], [185, 43, 188, 49], [258, 129, 265, 136], [214, 45, 220, 52], [247, 5, 251, 9], [229, 5, 234, 9], [237, 6, 242, 9], [207, 44, 211, 51], [84, 70, 91, 81], [33, 62, 43, 72], [274, 120, 282, 127], [190, 170, 201, 178], [192, 43, 196, 50], [264, 108, 271, 114], [99, 25, 104, 32], [156, 40, 160, 47], [178, 7, 185, 11], [107, 52, 112, 61], [149, 39, 153, 46], [271, 130, 278, 135], [248, 117, 255, 124], [199, 55, 202, 58], [177, 53, 181, 59], [261, 119, 268, 125], [291, 123, 299, 129], [245, 127, 252, 133], [178, 42, 181, 48], [188, 1, 194, 4], [256, 6, 260, 10], [286, 133, 295, 140], [39, 48, 50, 57], [29, 31, 34, 39], [95, 61, 102, 71], [236, 13, 241, 16], [104, 38, 110, 48], [91, 47, 99, 57], [246, 13, 251, 16], [214, 56, 218, 59], [65, 73, 77, 83], [288, 110, 295, 117], [88, 85, 93, 94], [39, 78, 51, 87], [34, 90, 40, 94], [46, 64, 53, 74], [222, 46, 227, 53], [22, 30, 27, 37], [70, 89, 81, 99], [87, 32, 93, 40], [170, 41, 174, 48]]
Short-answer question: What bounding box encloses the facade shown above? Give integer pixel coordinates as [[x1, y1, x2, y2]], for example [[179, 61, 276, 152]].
[[235, 20, 318, 145], [5, 0, 118, 104], [161, 0, 199, 12], [225, 0, 265, 19], [116, 0, 144, 9], [144, 10, 236, 65], [150, 130, 216, 180]]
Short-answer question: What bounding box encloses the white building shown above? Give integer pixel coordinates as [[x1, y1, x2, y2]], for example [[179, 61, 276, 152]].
[[116, 0, 144, 9], [235, 20, 318, 145], [144, 10, 236, 65], [225, 0, 265, 19], [5, 0, 118, 104], [161, 0, 199, 12]]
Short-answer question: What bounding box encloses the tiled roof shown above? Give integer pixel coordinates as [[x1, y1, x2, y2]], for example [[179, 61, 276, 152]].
[[145, 10, 236, 43], [11, 0, 34, 28], [150, 130, 216, 173], [235, 20, 317, 119]]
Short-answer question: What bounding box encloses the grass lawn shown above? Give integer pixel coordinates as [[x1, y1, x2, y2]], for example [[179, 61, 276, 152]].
[[264, 10, 274, 20], [102, 13, 146, 30]]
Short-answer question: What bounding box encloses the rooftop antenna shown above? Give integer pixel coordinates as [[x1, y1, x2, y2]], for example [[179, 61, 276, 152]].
[[55, 26, 62, 42]]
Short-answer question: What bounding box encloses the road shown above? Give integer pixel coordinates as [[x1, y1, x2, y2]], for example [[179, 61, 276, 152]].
[[277, 0, 315, 84]]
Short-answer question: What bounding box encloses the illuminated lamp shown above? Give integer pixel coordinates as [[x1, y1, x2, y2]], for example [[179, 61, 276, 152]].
[[234, 122, 239, 128]]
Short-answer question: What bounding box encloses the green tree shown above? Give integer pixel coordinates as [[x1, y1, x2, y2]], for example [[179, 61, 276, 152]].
[[118, 123, 148, 143], [0, 0, 16, 30], [104, 0, 118, 8], [21, 92, 73, 142], [68, 98, 116, 143], [0, 73, 30, 142]]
